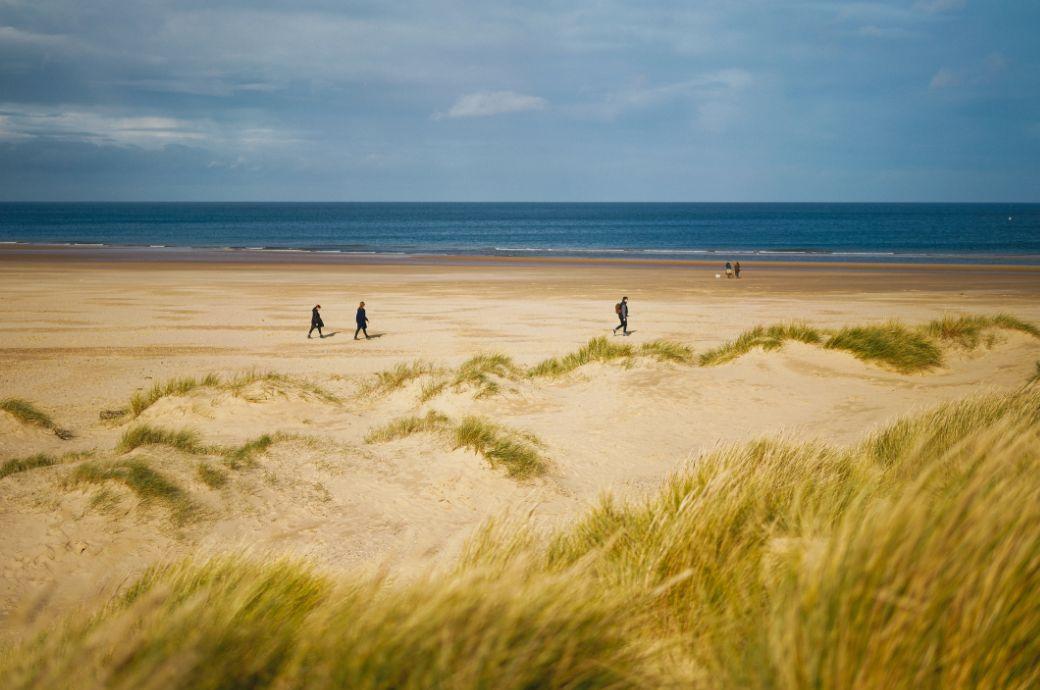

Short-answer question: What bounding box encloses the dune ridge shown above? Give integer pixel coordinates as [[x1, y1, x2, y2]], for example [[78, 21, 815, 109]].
[[2, 387, 1038, 689]]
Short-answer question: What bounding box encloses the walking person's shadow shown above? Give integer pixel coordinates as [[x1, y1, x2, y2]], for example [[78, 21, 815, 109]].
[[320, 331, 339, 338]]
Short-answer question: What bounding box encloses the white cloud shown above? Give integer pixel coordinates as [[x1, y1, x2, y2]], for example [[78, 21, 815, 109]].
[[0, 104, 303, 151], [929, 68, 959, 89], [434, 91, 547, 119], [574, 69, 754, 123], [0, 24, 80, 49]]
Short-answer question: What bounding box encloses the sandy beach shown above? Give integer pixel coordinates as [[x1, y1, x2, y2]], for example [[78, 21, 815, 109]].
[[2, 249, 1039, 636]]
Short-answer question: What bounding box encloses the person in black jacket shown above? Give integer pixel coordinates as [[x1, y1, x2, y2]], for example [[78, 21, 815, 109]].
[[354, 301, 370, 340], [612, 296, 629, 336], [308, 304, 324, 339]]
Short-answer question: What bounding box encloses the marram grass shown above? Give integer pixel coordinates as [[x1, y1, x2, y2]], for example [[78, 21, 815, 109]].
[[68, 459, 197, 524], [528, 336, 635, 377], [358, 360, 442, 396], [364, 410, 451, 443], [698, 323, 821, 366], [365, 412, 548, 478], [824, 321, 943, 373], [451, 416, 548, 479], [0, 453, 56, 480], [4, 391, 1040, 689], [700, 313, 1039, 372], [1, 398, 73, 439], [129, 371, 338, 417], [451, 352, 521, 397], [117, 425, 205, 455]]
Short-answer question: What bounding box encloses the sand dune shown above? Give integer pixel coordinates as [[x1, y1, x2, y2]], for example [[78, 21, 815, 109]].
[[1, 257, 1039, 638]]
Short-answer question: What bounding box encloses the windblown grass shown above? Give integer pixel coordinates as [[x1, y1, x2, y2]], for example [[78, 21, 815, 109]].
[[491, 388, 1040, 687], [223, 370, 340, 403], [923, 312, 1040, 348], [638, 339, 696, 364], [0, 453, 56, 479], [825, 321, 943, 372], [365, 412, 547, 478], [358, 360, 441, 396], [528, 336, 635, 377], [413, 353, 524, 401], [68, 459, 196, 524], [129, 374, 220, 417], [698, 322, 822, 366], [418, 378, 449, 403], [1, 398, 72, 438], [129, 371, 337, 417], [364, 410, 451, 443], [452, 353, 521, 398], [452, 416, 548, 479], [0, 555, 650, 690], [118, 425, 204, 455], [196, 462, 228, 489], [221, 434, 276, 469], [701, 314, 1039, 372], [6, 389, 1039, 689]]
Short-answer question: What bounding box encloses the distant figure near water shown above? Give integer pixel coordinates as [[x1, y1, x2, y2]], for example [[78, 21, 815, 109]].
[[725, 262, 734, 279], [355, 301, 370, 340], [308, 304, 324, 339], [613, 296, 630, 336], [734, 261, 742, 279]]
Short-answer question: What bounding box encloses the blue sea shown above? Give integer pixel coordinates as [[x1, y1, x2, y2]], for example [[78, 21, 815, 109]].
[[1, 202, 1038, 264]]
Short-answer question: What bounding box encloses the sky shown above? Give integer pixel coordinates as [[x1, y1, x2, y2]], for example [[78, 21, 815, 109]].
[[0, 0, 1038, 201]]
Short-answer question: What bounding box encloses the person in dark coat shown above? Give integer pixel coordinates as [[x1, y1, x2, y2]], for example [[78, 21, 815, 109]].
[[725, 261, 733, 278], [354, 301, 370, 340], [734, 261, 742, 279], [612, 296, 629, 336], [308, 304, 324, 339]]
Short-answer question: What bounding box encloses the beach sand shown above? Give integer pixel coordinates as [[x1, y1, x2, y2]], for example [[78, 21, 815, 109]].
[[2, 249, 1039, 636]]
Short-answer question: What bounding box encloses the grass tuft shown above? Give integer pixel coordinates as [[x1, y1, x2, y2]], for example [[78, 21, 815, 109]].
[[222, 434, 276, 469], [452, 416, 548, 479], [366, 413, 547, 479], [825, 321, 942, 372], [698, 322, 822, 366], [129, 371, 337, 417], [923, 312, 1040, 349], [698, 314, 1038, 371], [1, 398, 72, 438], [118, 425, 204, 455], [0, 453, 56, 480], [991, 312, 1040, 337], [129, 373, 221, 417], [196, 462, 229, 489], [418, 378, 449, 403], [223, 370, 340, 403], [364, 411, 451, 443], [359, 360, 441, 396], [69, 459, 196, 524], [452, 353, 521, 398], [639, 339, 696, 364], [528, 336, 634, 377]]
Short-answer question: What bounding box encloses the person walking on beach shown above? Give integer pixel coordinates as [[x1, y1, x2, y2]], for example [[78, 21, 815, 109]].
[[725, 261, 734, 279], [308, 304, 324, 339], [354, 301, 370, 340], [613, 296, 630, 336], [734, 261, 742, 279]]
